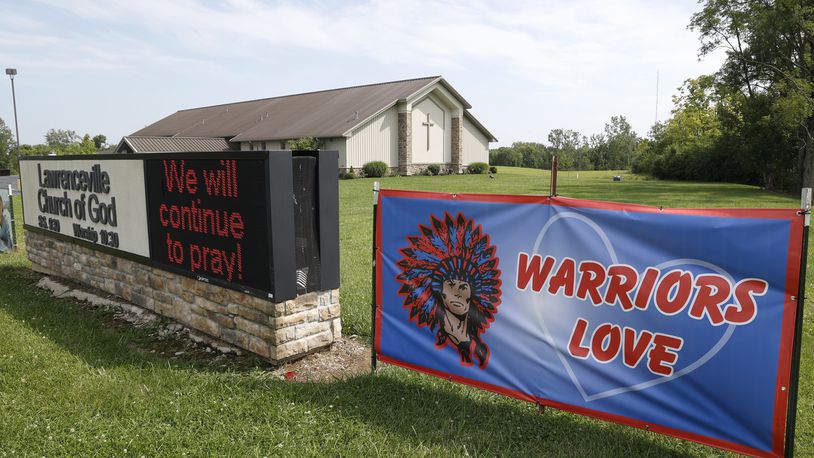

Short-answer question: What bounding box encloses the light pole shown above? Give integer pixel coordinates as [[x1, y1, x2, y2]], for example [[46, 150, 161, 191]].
[[5, 68, 20, 159], [4, 68, 19, 251]]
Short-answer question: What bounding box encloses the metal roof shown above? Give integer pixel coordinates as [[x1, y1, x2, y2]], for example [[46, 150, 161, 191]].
[[130, 76, 494, 142], [116, 136, 237, 153]]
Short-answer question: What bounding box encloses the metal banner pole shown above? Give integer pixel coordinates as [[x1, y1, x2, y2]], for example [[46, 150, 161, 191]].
[[371, 181, 381, 372], [785, 187, 810, 457], [7, 184, 16, 250], [550, 156, 558, 197]]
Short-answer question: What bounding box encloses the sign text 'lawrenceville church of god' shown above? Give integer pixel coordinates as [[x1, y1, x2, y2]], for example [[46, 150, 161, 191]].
[[21, 159, 150, 256]]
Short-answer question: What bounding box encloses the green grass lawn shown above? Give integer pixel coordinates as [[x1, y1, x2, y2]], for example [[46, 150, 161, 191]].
[[0, 167, 810, 456]]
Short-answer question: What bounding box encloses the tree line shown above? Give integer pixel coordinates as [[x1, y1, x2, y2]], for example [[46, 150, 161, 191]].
[[490, 116, 640, 171], [633, 0, 814, 191], [0, 119, 107, 174], [634, 0, 813, 193]]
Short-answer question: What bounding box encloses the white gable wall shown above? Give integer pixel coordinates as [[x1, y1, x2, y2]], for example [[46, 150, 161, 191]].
[[228, 85, 491, 170], [345, 106, 399, 169], [462, 117, 489, 165], [320, 138, 347, 167], [411, 95, 450, 164]]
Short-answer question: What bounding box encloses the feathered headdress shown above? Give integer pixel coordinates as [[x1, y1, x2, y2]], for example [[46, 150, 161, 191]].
[[396, 212, 502, 334]]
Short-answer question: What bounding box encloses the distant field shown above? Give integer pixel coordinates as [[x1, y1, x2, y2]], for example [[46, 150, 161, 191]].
[[0, 167, 809, 456], [339, 167, 799, 336]]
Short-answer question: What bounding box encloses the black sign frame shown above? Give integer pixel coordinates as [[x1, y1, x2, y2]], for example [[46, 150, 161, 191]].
[[20, 150, 339, 302]]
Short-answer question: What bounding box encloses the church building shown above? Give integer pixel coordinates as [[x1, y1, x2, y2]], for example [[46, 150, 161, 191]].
[[118, 76, 495, 175]]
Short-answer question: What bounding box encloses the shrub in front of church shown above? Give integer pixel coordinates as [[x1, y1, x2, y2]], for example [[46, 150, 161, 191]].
[[363, 161, 389, 178], [426, 164, 441, 176], [287, 137, 322, 150], [468, 162, 489, 174], [340, 167, 357, 179]]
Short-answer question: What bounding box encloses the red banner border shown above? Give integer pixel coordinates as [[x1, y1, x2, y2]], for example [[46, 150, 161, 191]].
[[374, 189, 804, 458]]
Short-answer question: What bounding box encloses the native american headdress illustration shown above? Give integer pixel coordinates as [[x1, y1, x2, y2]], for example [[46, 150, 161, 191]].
[[396, 212, 502, 368]]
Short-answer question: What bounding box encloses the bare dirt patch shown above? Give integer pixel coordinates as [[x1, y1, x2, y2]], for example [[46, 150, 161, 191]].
[[271, 335, 371, 383]]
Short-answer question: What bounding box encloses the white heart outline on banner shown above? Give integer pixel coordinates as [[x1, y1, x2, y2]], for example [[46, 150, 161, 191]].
[[530, 212, 736, 402]]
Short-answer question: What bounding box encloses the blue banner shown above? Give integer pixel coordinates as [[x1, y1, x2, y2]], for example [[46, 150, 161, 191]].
[[375, 190, 803, 457]]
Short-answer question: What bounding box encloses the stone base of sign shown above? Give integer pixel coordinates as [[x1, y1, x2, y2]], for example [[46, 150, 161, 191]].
[[26, 230, 341, 362]]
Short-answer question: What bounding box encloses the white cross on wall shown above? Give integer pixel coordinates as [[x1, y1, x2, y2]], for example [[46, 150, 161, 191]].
[[422, 113, 434, 150]]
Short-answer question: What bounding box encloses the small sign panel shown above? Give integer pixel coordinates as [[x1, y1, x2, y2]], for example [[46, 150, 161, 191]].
[[144, 158, 272, 294], [20, 159, 150, 256], [0, 188, 15, 251]]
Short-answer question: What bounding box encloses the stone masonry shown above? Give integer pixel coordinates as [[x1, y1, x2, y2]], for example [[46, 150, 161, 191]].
[[339, 164, 466, 176], [450, 116, 462, 174], [26, 230, 341, 362], [397, 111, 412, 175]]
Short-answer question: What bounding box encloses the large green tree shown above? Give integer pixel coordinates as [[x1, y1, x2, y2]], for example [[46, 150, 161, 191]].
[[489, 146, 523, 167], [92, 134, 107, 150], [0, 117, 13, 170], [634, 77, 725, 180], [548, 129, 589, 170], [45, 128, 78, 149], [287, 137, 321, 150], [39, 129, 106, 156], [691, 0, 814, 189], [602, 116, 638, 170]]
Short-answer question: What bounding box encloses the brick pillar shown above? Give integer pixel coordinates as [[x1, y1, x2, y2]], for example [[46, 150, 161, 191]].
[[398, 111, 411, 175], [451, 116, 462, 173]]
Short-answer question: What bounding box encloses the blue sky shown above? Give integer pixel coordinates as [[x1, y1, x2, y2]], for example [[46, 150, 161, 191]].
[[0, 0, 724, 147]]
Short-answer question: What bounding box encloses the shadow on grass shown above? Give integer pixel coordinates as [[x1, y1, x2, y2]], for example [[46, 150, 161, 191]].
[[0, 262, 697, 456], [280, 374, 693, 457], [0, 263, 274, 372]]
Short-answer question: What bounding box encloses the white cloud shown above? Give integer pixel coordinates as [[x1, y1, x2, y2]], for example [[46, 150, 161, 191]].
[[16, 0, 718, 81], [0, 0, 725, 144]]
